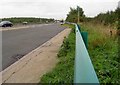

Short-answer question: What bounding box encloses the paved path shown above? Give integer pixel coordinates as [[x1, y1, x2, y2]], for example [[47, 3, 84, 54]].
[[2, 23, 66, 70], [2, 28, 71, 83]]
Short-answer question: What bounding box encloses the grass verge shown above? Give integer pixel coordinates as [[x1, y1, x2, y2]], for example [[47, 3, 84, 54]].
[[80, 22, 119, 84], [40, 22, 119, 84], [40, 24, 75, 83]]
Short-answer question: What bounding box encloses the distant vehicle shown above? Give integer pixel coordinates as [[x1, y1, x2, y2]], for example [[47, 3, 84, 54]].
[[60, 20, 65, 25], [22, 22, 28, 25], [0, 21, 13, 27], [60, 22, 64, 25]]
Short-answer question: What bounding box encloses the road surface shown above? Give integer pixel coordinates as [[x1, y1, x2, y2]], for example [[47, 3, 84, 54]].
[[2, 23, 65, 70]]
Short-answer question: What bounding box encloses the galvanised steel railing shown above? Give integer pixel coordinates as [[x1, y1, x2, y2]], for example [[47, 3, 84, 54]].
[[74, 24, 99, 84]]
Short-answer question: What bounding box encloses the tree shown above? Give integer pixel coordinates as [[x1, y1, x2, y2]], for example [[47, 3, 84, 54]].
[[66, 6, 85, 23]]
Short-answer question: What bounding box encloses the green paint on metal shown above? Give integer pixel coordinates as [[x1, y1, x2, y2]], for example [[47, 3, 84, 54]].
[[81, 32, 88, 49], [77, 24, 81, 31], [74, 24, 99, 84]]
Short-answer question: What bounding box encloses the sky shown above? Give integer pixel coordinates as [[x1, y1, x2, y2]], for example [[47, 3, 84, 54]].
[[0, 0, 119, 20]]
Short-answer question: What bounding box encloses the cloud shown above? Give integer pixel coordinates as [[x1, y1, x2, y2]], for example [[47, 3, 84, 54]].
[[0, 0, 119, 19]]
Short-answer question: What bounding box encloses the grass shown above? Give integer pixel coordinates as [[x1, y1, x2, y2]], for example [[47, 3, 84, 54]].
[[40, 24, 75, 83], [40, 22, 119, 84], [80, 22, 119, 84]]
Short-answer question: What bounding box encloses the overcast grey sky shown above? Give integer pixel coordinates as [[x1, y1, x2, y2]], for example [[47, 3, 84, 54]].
[[0, 0, 119, 19]]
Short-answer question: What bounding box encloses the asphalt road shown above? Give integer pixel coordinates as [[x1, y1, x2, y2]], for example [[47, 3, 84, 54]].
[[2, 23, 66, 70]]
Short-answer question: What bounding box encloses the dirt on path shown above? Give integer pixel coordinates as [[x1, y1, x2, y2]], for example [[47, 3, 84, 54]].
[[1, 28, 71, 83]]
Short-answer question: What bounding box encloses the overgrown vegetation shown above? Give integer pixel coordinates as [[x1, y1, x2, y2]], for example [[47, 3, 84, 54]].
[[66, 6, 119, 28], [80, 22, 119, 84], [40, 25, 75, 83], [91, 7, 119, 27]]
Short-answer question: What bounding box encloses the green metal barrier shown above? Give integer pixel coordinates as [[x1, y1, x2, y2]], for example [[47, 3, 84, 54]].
[[81, 32, 88, 48], [74, 24, 99, 84]]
